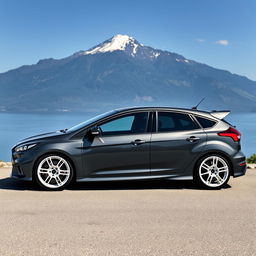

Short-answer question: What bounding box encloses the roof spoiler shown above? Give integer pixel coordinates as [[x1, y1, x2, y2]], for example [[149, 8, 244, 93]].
[[210, 110, 230, 119]]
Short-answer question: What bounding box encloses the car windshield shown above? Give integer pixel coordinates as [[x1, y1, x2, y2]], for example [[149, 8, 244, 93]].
[[67, 110, 117, 132]]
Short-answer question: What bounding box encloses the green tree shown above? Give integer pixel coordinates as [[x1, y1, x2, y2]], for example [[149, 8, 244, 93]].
[[247, 154, 256, 164]]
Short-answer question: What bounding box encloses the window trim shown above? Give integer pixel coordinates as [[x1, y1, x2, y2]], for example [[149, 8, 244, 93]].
[[155, 110, 202, 133], [96, 111, 151, 136], [146, 112, 155, 133]]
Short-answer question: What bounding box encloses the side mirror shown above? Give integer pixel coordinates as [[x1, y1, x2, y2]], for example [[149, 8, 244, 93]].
[[90, 127, 101, 136]]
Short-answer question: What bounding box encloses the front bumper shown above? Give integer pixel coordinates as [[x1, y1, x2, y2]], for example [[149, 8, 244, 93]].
[[11, 151, 34, 181]]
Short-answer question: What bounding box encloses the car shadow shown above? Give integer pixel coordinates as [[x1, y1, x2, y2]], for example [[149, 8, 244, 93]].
[[0, 177, 231, 191], [0, 178, 39, 191]]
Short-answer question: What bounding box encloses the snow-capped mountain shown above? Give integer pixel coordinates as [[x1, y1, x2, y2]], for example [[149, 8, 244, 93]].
[[83, 34, 141, 56], [76, 34, 163, 60], [0, 34, 256, 113]]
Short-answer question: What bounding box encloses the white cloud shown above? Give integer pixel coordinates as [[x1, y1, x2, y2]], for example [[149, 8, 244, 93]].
[[195, 38, 205, 43], [214, 40, 229, 46], [134, 95, 154, 102]]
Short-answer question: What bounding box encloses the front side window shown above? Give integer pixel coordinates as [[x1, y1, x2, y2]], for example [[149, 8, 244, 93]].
[[99, 112, 149, 135], [157, 112, 199, 132]]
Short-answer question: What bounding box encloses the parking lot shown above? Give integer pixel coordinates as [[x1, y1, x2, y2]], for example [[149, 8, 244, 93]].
[[0, 167, 256, 256]]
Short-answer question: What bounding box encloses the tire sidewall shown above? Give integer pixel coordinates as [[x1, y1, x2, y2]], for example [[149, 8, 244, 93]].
[[194, 154, 231, 189], [34, 154, 74, 191]]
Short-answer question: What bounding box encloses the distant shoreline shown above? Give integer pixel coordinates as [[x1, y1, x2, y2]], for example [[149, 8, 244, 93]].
[[0, 161, 12, 168]]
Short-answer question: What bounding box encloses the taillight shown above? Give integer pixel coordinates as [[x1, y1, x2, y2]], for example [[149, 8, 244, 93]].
[[218, 127, 241, 142]]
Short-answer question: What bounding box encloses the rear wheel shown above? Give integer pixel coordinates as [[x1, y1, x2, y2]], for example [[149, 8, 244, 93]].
[[35, 155, 74, 190], [194, 155, 230, 189]]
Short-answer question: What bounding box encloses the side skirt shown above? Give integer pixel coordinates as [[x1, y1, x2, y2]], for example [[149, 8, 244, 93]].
[[76, 175, 193, 182]]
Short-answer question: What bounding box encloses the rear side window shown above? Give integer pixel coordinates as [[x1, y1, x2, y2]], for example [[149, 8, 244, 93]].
[[157, 112, 199, 132], [195, 116, 216, 128]]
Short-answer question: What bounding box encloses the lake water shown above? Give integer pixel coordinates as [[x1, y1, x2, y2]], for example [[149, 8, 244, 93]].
[[0, 112, 255, 161]]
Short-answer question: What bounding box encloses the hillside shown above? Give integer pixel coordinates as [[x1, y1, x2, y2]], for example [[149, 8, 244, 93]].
[[0, 34, 256, 113]]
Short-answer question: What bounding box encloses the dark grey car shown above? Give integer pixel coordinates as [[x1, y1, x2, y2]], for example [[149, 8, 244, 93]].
[[11, 107, 246, 190]]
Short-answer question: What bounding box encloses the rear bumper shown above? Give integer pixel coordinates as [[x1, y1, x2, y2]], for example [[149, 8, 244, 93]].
[[233, 164, 247, 178], [232, 151, 247, 178]]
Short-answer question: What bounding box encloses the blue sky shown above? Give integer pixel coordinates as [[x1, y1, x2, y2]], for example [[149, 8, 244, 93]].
[[1, 0, 255, 80]]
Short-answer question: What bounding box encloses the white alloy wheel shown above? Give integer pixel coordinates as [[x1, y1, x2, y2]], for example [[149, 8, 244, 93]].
[[198, 156, 230, 188], [36, 155, 71, 189]]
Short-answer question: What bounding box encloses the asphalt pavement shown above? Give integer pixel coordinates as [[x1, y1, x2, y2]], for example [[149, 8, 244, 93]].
[[0, 167, 255, 256]]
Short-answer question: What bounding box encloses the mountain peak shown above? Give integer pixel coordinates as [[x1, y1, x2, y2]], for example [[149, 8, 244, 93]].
[[111, 34, 136, 43], [82, 34, 141, 56]]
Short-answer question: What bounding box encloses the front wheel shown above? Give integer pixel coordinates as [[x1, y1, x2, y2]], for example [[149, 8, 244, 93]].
[[35, 155, 74, 190], [194, 155, 231, 189]]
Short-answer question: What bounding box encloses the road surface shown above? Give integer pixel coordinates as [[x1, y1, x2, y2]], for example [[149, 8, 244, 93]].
[[0, 167, 255, 255]]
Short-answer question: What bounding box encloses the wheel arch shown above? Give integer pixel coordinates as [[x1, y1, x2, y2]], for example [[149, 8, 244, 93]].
[[32, 151, 77, 181], [193, 151, 234, 177]]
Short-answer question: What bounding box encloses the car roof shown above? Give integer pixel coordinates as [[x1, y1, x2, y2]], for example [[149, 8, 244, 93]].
[[114, 106, 215, 119]]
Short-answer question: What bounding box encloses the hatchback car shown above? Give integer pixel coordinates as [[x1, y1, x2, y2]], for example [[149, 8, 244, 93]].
[[11, 107, 246, 190]]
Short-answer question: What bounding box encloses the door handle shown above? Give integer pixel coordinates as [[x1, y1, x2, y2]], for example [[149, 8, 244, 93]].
[[186, 136, 201, 142], [131, 139, 146, 146]]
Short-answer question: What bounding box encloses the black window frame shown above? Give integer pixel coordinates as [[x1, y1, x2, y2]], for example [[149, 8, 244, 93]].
[[155, 111, 201, 133]]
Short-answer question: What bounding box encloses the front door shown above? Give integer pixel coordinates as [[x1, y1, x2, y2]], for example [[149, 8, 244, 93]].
[[81, 111, 151, 181]]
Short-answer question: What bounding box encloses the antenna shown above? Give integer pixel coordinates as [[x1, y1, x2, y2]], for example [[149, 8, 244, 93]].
[[192, 97, 205, 110]]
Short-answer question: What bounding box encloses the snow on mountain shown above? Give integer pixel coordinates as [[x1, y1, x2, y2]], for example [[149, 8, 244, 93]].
[[79, 34, 160, 58], [176, 58, 190, 63], [83, 34, 139, 55]]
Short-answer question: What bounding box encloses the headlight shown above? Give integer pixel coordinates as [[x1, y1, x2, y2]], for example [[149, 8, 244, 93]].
[[15, 143, 37, 152]]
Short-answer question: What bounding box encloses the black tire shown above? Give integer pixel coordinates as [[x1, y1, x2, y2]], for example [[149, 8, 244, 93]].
[[34, 154, 74, 191], [194, 154, 231, 189]]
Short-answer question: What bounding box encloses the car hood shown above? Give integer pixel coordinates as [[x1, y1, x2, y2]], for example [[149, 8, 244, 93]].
[[17, 131, 64, 145]]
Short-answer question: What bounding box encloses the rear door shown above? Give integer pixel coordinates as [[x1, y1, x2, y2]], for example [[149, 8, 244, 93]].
[[150, 111, 207, 177]]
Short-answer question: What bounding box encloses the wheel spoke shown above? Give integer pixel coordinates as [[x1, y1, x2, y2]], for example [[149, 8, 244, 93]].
[[55, 176, 62, 186], [46, 157, 54, 168], [202, 163, 210, 171], [213, 157, 218, 167], [57, 160, 64, 169], [39, 168, 49, 174], [218, 167, 228, 173], [45, 175, 52, 184], [215, 174, 223, 184], [206, 174, 212, 184], [59, 170, 69, 176]]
